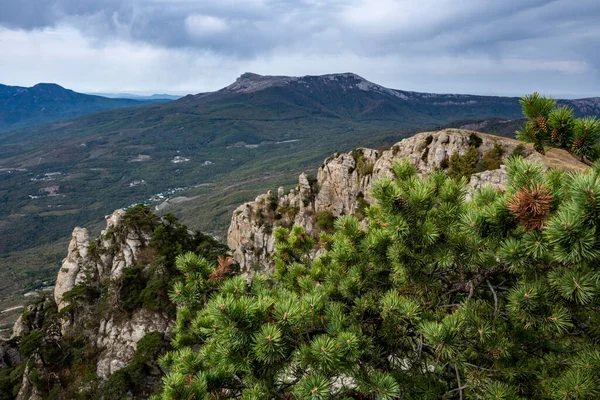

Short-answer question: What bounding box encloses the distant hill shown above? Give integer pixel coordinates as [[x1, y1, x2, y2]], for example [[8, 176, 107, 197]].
[[0, 83, 157, 132], [0, 72, 599, 309], [88, 92, 182, 101]]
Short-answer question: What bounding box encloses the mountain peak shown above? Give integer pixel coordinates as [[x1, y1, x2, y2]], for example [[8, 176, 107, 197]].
[[220, 72, 407, 97], [236, 72, 365, 82], [222, 72, 294, 94], [33, 82, 64, 88], [32, 83, 68, 92], [238, 72, 264, 80]]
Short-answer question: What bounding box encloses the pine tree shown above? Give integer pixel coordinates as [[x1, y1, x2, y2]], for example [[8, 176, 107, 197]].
[[571, 116, 600, 161], [517, 92, 600, 163], [157, 158, 600, 399], [516, 92, 556, 151]]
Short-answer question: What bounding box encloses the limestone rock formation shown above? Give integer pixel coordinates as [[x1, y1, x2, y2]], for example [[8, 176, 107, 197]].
[[54, 209, 151, 312], [227, 129, 586, 273], [54, 227, 90, 311], [12, 208, 170, 397], [96, 309, 171, 379]]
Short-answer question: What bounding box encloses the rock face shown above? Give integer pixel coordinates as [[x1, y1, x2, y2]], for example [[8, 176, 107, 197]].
[[17, 363, 43, 400], [0, 339, 21, 368], [227, 129, 587, 273], [11, 297, 52, 338], [54, 227, 90, 311], [13, 209, 171, 395], [54, 209, 151, 312], [96, 308, 171, 379]]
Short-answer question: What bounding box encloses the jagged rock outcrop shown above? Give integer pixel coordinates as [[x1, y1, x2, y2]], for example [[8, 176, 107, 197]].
[[63, 210, 167, 379], [54, 209, 151, 312], [96, 309, 171, 379], [54, 227, 90, 312], [11, 208, 172, 398], [0, 339, 21, 368], [11, 297, 52, 338], [228, 129, 587, 273], [8, 205, 227, 399]]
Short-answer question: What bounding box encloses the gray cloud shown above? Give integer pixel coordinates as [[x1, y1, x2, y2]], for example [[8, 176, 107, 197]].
[[0, 0, 598, 96], [0, 0, 584, 56]]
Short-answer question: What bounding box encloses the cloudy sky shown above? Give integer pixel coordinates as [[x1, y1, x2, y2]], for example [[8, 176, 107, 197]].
[[1, 0, 599, 97]]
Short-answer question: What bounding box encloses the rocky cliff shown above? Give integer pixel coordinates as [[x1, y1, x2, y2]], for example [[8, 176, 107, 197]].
[[56, 209, 171, 379], [10, 208, 171, 399], [227, 129, 587, 273], [7, 206, 227, 399]]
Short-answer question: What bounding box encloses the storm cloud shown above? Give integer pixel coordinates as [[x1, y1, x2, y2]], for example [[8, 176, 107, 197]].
[[0, 0, 599, 97]]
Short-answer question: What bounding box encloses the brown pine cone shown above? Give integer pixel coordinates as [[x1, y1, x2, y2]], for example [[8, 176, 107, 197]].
[[536, 116, 549, 133], [534, 143, 545, 154], [572, 137, 585, 150]]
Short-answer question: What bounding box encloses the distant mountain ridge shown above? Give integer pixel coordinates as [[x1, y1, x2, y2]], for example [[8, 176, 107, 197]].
[[89, 92, 182, 101], [0, 83, 160, 132], [202, 72, 600, 116]]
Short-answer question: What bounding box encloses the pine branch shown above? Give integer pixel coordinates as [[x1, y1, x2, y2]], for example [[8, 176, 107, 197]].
[[487, 280, 498, 313], [452, 364, 465, 400], [446, 264, 507, 296]]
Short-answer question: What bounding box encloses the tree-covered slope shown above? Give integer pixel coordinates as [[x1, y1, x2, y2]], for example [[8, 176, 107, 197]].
[[0, 83, 158, 132]]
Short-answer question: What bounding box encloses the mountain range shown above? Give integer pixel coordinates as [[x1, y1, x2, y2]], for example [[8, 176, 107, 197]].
[[0, 83, 167, 132], [88, 92, 182, 101], [0, 72, 599, 325]]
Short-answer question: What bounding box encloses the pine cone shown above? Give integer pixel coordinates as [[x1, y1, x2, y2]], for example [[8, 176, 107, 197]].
[[551, 128, 560, 143], [536, 116, 549, 133], [572, 137, 585, 150], [534, 143, 545, 154]]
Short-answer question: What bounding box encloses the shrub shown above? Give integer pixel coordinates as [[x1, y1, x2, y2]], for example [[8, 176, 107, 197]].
[[306, 174, 319, 193], [122, 204, 158, 234], [476, 143, 504, 172], [315, 210, 335, 231], [267, 193, 278, 212], [447, 145, 478, 180], [517, 92, 600, 161], [19, 330, 44, 358], [468, 132, 483, 147], [0, 364, 25, 400], [88, 241, 100, 258], [275, 204, 299, 227], [355, 192, 370, 220], [351, 148, 375, 176], [120, 264, 174, 314], [510, 143, 527, 158]]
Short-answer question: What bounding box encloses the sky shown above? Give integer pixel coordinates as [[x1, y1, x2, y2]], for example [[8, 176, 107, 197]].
[[0, 0, 599, 98]]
